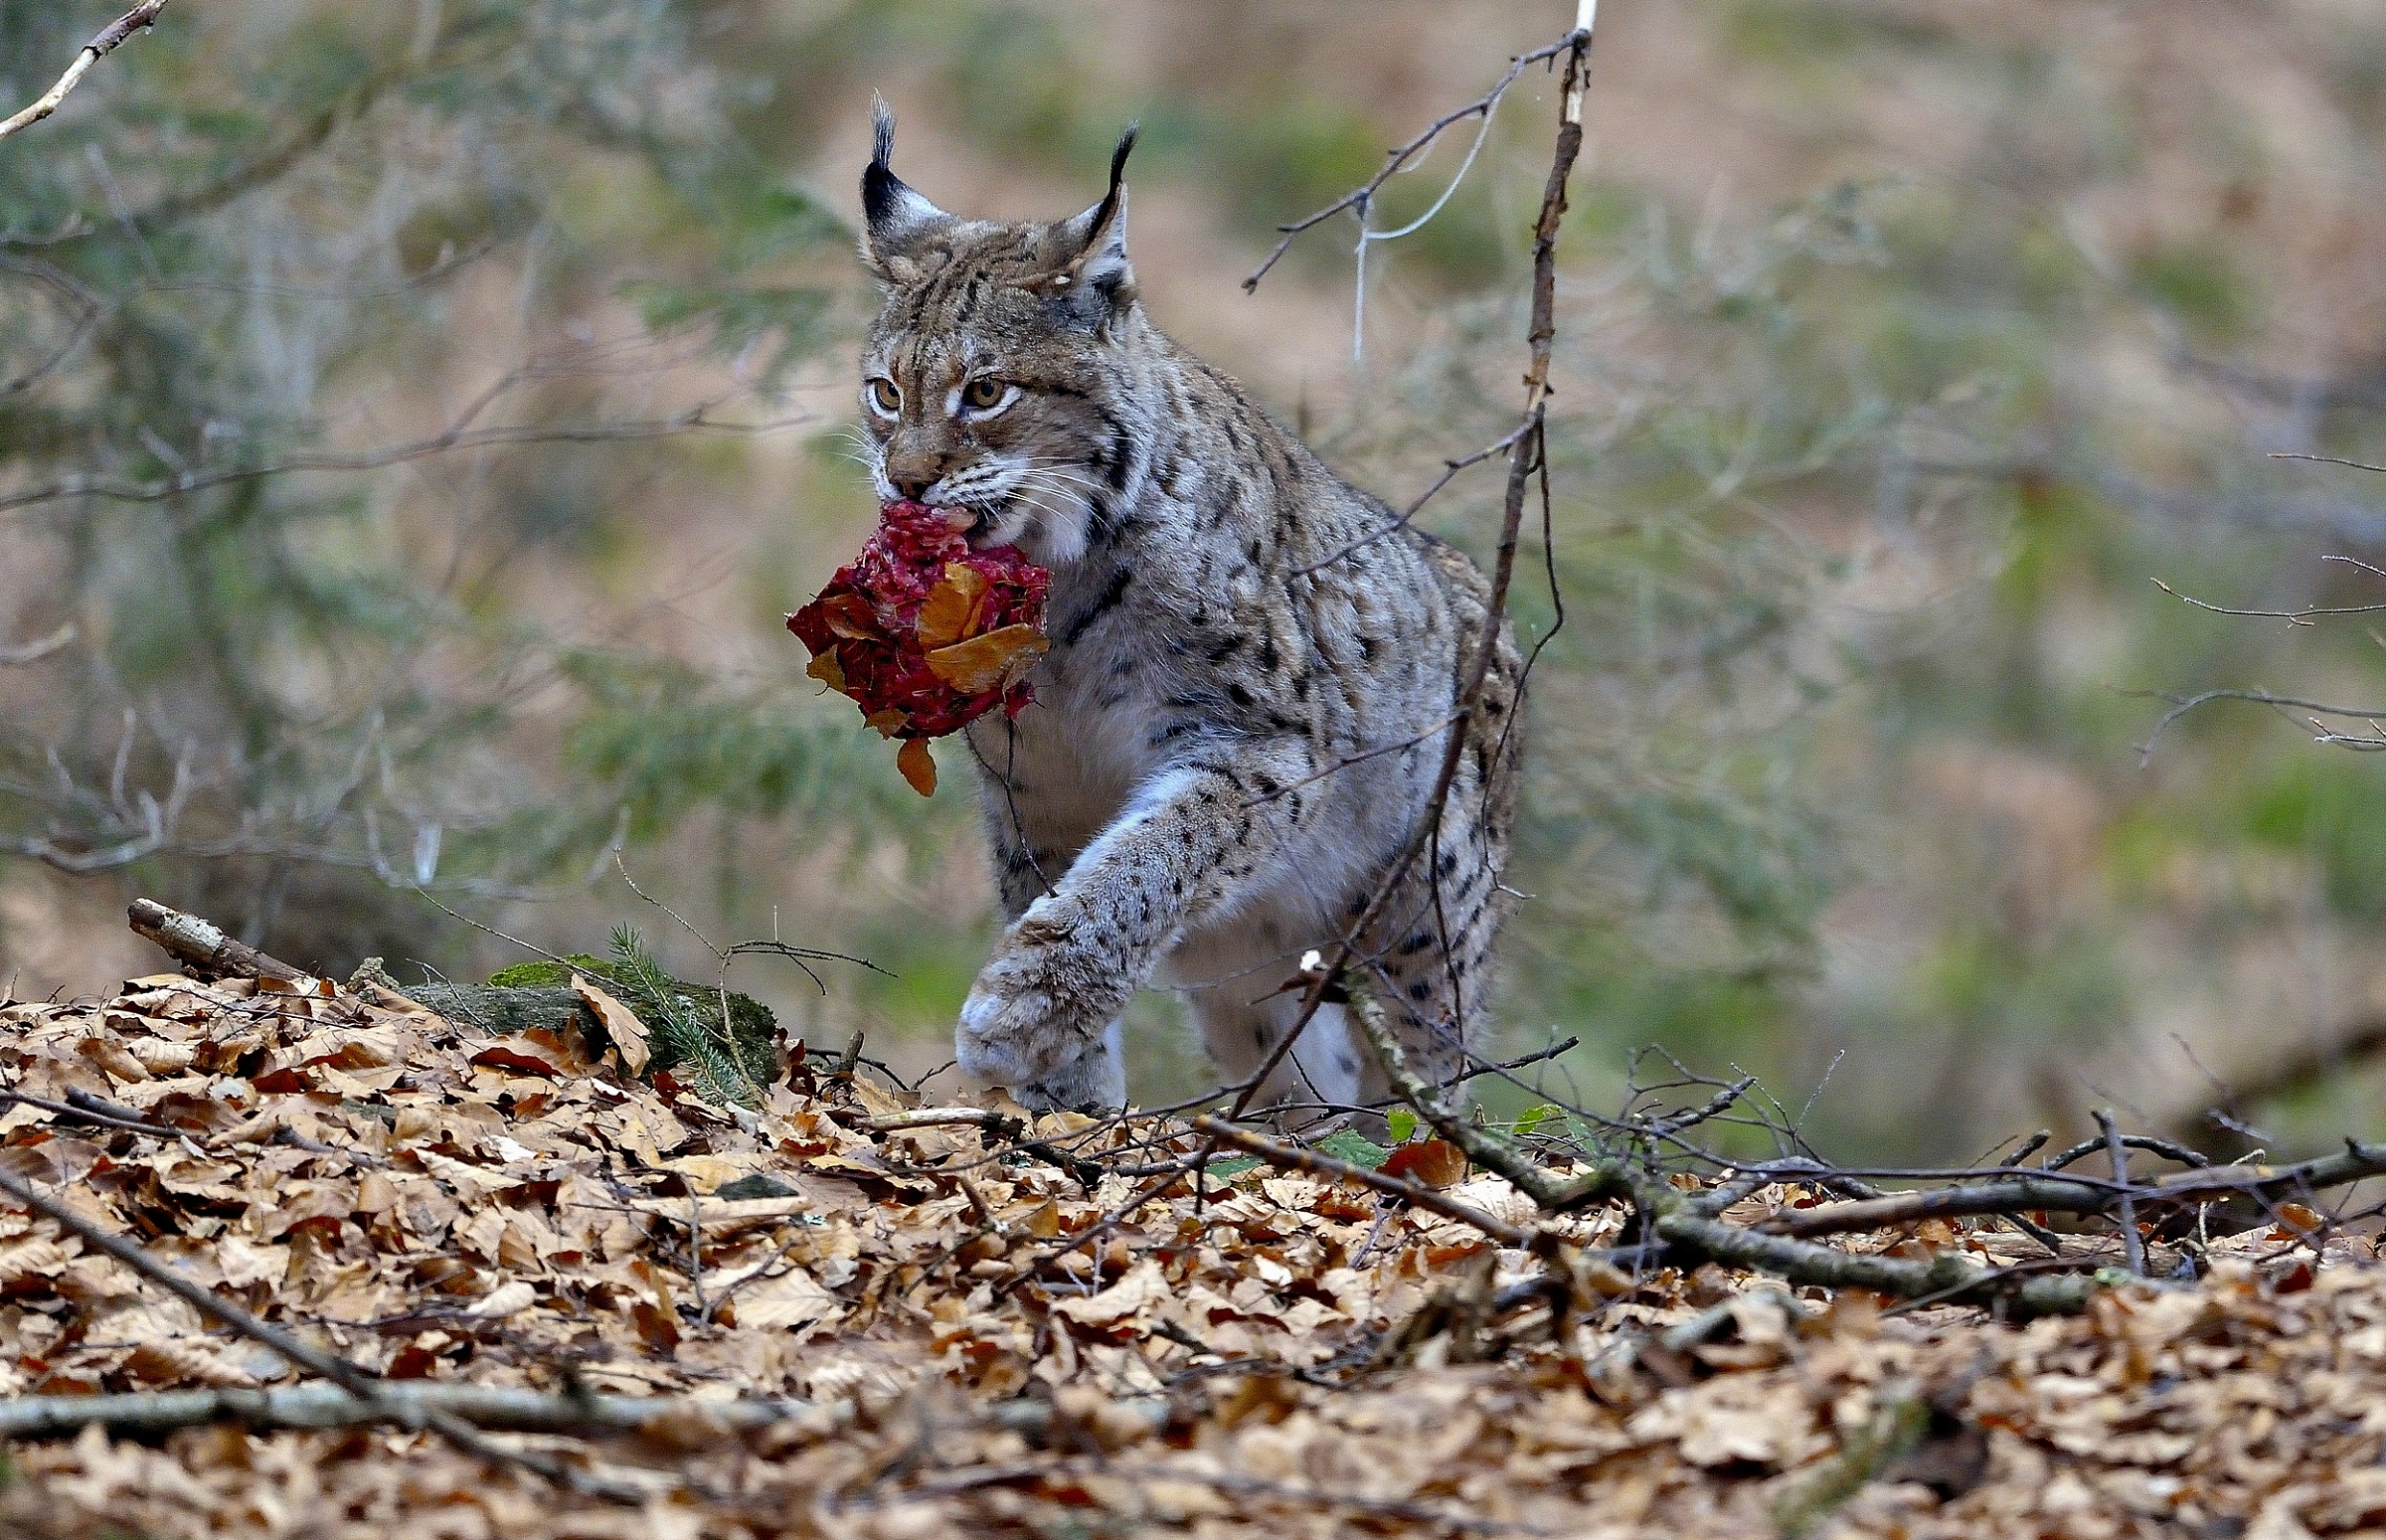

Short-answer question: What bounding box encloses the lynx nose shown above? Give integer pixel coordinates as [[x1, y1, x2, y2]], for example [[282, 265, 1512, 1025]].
[[882, 446, 946, 503]]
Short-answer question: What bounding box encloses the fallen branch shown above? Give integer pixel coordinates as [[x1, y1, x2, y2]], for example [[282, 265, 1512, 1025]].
[[0, 1382, 1165, 1444], [0, 1087, 179, 1138], [1348, 988, 1623, 1212], [1351, 981, 2111, 1314], [0, 1161, 648, 1502], [1641, 1188, 2107, 1316], [2096, 1108, 2146, 1276], [859, 1107, 1002, 1133], [0, 2, 172, 144], [1763, 1138, 2386, 1240], [127, 897, 311, 984], [1190, 1115, 1533, 1247]]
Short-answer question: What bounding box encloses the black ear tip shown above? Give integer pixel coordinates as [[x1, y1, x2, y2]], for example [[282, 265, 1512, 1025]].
[[1108, 122, 1140, 190], [870, 92, 896, 168]]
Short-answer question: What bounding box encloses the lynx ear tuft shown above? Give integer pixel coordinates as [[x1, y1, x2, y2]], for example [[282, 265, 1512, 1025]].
[[861, 92, 951, 270], [1055, 122, 1139, 318]]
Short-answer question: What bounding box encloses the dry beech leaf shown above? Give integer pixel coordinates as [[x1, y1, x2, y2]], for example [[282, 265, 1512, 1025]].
[[1052, 1258, 1169, 1326], [916, 563, 990, 649], [1380, 1138, 1469, 1189], [572, 973, 650, 1075], [75, 1035, 151, 1084], [464, 1279, 538, 1318], [925, 624, 1049, 694], [2274, 1201, 2324, 1236], [898, 736, 937, 796]]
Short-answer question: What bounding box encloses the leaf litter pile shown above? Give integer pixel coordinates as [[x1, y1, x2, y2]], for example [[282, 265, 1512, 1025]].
[[0, 963, 2383, 1538]]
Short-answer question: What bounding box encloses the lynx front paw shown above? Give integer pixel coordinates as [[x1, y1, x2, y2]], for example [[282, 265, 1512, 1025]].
[[955, 912, 1131, 1111]]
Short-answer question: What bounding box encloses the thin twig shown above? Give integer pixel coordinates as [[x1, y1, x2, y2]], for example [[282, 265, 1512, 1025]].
[[2272, 451, 2386, 475], [2096, 1108, 2146, 1277], [0, 1087, 180, 1138], [2127, 687, 2386, 766], [1289, 425, 1532, 578], [0, 2, 172, 144], [1242, 35, 1584, 294]]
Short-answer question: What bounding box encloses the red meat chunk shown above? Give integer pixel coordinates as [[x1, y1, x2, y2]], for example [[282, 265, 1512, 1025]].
[[787, 500, 1051, 793]]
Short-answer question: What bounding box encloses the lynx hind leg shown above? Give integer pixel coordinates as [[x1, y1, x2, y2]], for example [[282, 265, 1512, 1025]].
[[1185, 981, 1365, 1122], [1361, 837, 1510, 1104]]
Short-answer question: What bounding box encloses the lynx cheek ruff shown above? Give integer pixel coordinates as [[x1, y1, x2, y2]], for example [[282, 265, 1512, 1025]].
[[787, 499, 1051, 795]]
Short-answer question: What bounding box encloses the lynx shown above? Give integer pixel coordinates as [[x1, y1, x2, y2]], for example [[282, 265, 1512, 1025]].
[[853, 106, 1523, 1114]]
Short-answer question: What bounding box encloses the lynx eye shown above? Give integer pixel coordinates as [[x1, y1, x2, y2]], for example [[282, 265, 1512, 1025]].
[[866, 378, 901, 415], [962, 377, 1009, 411]]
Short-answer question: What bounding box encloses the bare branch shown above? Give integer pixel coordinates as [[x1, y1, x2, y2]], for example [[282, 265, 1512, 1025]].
[[1229, 21, 1598, 1114], [0, 2, 172, 144], [1190, 1114, 1534, 1246], [1242, 33, 1585, 294], [2161, 1016, 2386, 1139], [2273, 451, 2386, 475], [1289, 424, 1533, 578], [2152, 569, 2386, 627], [2127, 687, 2386, 766], [0, 404, 812, 518], [1762, 1137, 2386, 1240]]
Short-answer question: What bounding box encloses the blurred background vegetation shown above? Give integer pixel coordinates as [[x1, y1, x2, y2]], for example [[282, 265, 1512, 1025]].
[[5, 0, 2386, 1161]]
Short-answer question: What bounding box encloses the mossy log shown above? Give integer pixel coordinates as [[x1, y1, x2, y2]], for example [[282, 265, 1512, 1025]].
[[411, 957, 779, 1090]]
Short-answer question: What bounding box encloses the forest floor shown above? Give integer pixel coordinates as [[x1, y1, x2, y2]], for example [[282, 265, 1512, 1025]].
[[0, 964, 2378, 1539]]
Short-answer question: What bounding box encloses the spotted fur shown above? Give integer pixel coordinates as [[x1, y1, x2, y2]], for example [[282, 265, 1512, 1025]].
[[853, 104, 1523, 1114]]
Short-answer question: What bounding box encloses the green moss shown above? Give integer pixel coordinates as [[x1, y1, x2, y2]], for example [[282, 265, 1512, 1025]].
[[485, 950, 778, 1094]]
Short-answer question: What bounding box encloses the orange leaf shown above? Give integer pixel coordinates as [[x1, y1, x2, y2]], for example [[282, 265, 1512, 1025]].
[[898, 736, 937, 796], [1380, 1138, 1468, 1188], [2275, 1201, 2324, 1235], [916, 563, 991, 649], [925, 624, 1048, 693], [805, 649, 846, 693]]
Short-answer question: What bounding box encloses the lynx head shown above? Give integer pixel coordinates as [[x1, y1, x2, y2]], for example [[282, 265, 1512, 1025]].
[[856, 99, 1142, 567]]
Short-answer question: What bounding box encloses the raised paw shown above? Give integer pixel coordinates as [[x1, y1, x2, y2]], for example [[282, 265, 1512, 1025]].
[[955, 907, 1132, 1110]]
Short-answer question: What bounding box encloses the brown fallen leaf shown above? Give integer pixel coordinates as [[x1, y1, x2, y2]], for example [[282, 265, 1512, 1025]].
[[1380, 1138, 1468, 1189], [572, 973, 650, 1075]]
